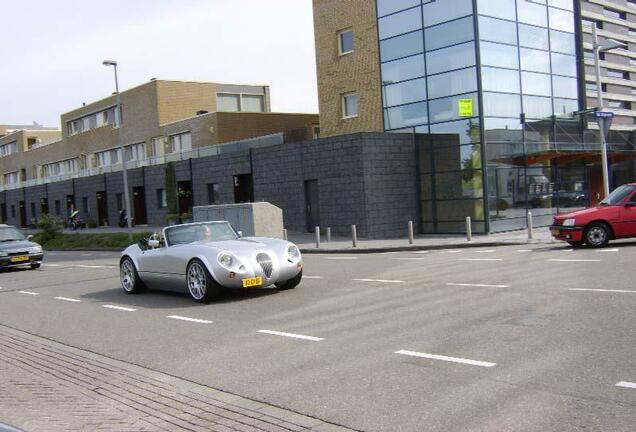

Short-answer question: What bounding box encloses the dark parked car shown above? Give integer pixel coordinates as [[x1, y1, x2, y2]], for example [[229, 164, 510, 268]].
[[551, 183, 636, 247], [0, 225, 44, 269]]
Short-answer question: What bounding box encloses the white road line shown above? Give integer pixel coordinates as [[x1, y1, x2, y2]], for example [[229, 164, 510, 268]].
[[167, 315, 212, 324], [352, 278, 405, 284], [548, 259, 600, 262], [303, 276, 323, 279], [391, 257, 427, 261], [75, 264, 117, 268], [395, 350, 496, 368], [446, 283, 509, 288], [102, 305, 137, 312], [327, 257, 358, 260], [568, 288, 636, 294], [616, 381, 636, 389], [18, 291, 39, 296], [380, 251, 400, 255], [460, 258, 503, 262], [257, 330, 323, 342], [446, 250, 462, 253], [597, 248, 619, 252], [412, 250, 430, 254], [517, 249, 532, 253], [475, 250, 495, 253], [43, 263, 60, 267], [80, 253, 93, 257], [55, 297, 81, 303]]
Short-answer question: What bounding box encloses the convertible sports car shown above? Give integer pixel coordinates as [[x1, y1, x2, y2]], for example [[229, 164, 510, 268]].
[[119, 221, 303, 302]]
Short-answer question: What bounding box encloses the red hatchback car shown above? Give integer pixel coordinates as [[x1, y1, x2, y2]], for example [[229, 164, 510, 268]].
[[551, 183, 636, 247]]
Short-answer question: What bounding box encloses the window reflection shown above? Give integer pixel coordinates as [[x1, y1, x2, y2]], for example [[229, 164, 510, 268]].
[[426, 42, 476, 74], [380, 31, 423, 62], [379, 7, 422, 40], [384, 101, 428, 129], [548, 7, 574, 33], [383, 78, 427, 107], [381, 55, 425, 83], [520, 48, 550, 73], [551, 53, 577, 77], [377, 0, 419, 17], [425, 16, 474, 51], [482, 67, 520, 93], [479, 16, 518, 45], [427, 67, 477, 99], [523, 95, 553, 119], [483, 92, 522, 118], [552, 76, 578, 98], [476, 0, 516, 20], [519, 24, 549, 50], [516, 0, 547, 27], [422, 0, 473, 27], [522, 71, 552, 96], [549, 30, 575, 55], [553, 98, 579, 117], [429, 93, 479, 124], [480, 42, 520, 69], [429, 118, 481, 145]]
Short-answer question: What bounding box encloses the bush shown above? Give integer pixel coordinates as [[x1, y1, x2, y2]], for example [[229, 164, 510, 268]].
[[36, 214, 63, 243], [34, 232, 153, 250]]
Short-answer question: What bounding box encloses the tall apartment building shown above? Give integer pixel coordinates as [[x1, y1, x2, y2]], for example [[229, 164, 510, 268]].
[[580, 0, 636, 131]]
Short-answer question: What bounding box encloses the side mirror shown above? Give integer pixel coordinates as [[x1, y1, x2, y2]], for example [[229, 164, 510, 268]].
[[27, 234, 34, 241], [138, 239, 148, 251], [148, 239, 160, 248], [237, 230, 243, 237]]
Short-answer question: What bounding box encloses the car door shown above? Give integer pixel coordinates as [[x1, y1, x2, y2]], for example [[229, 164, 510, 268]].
[[137, 243, 167, 286], [618, 189, 636, 238]]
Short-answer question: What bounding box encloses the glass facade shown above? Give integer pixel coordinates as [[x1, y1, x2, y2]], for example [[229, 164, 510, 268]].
[[374, 0, 626, 233]]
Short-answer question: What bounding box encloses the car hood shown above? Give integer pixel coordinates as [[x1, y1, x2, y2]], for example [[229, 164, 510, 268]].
[[0, 239, 40, 251], [555, 206, 617, 221], [191, 238, 272, 254]]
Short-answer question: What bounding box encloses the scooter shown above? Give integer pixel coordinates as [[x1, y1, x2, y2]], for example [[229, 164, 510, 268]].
[[118, 209, 133, 227], [68, 210, 86, 230]]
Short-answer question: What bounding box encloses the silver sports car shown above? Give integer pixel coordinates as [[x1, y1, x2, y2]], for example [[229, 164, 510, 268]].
[[119, 221, 303, 302]]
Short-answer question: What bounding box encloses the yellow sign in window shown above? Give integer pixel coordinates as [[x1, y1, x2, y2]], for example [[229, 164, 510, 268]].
[[458, 99, 474, 117]]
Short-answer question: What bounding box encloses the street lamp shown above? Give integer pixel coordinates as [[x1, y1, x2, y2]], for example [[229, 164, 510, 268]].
[[102, 60, 133, 242], [592, 26, 627, 198]]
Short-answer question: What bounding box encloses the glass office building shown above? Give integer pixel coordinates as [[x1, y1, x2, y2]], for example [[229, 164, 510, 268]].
[[376, 0, 635, 233]]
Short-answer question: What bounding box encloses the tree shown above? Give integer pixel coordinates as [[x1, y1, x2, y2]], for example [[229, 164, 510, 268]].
[[164, 162, 178, 220]]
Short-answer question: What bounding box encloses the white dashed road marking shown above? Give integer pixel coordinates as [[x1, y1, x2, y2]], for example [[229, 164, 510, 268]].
[[597, 248, 619, 252], [102, 305, 137, 312], [460, 258, 503, 262], [327, 257, 358, 260], [446, 283, 509, 288], [18, 291, 39, 296], [303, 276, 323, 279], [446, 250, 462, 253], [412, 250, 430, 254], [76, 265, 116, 269], [395, 350, 496, 368], [616, 381, 636, 389], [568, 288, 636, 294], [517, 250, 532, 253], [43, 263, 60, 267], [167, 315, 212, 324], [55, 297, 81, 303], [391, 257, 427, 261], [257, 330, 323, 342], [548, 259, 601, 263], [475, 250, 495, 253], [352, 278, 405, 284]]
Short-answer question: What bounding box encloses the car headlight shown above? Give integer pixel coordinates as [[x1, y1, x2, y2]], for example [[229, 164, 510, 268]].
[[0, 251, 7, 257], [287, 244, 301, 260], [562, 218, 576, 227], [28, 246, 42, 254], [218, 252, 233, 268]]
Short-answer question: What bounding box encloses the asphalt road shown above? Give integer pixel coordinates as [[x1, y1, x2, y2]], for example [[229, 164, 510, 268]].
[[0, 243, 635, 432]]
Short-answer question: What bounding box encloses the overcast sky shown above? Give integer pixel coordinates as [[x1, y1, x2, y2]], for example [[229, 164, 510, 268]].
[[0, 0, 318, 127]]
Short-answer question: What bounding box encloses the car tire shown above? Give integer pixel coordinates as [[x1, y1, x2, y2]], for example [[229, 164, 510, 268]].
[[30, 262, 41, 269], [584, 222, 611, 248], [275, 270, 303, 290], [120, 256, 145, 294], [186, 259, 222, 303]]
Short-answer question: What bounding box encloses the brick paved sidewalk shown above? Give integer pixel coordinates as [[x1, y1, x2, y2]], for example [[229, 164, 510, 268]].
[[0, 325, 354, 432]]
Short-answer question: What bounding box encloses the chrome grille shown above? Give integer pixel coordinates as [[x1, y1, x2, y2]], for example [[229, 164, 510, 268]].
[[256, 253, 273, 278]]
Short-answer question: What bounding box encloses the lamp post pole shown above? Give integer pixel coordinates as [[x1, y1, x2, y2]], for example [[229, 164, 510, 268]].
[[592, 25, 610, 199], [103, 60, 133, 242]]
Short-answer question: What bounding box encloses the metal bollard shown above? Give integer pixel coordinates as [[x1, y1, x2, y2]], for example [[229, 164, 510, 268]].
[[466, 216, 472, 242], [351, 224, 357, 248], [408, 220, 414, 245], [527, 211, 534, 240], [315, 226, 320, 248], [282, 228, 288, 241], [326, 227, 331, 242]]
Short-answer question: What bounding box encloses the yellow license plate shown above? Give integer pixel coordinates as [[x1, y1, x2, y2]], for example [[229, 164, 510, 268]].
[[10, 256, 29, 263], [242, 277, 263, 288], [551, 228, 560, 236]]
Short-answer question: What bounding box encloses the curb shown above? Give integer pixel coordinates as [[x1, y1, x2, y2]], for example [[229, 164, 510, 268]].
[[299, 239, 553, 254]]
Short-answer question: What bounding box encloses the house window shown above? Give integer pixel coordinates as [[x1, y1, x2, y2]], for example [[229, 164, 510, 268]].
[[82, 197, 89, 214], [95, 148, 121, 167], [607, 69, 629, 79], [338, 28, 354, 55], [156, 189, 167, 209], [207, 183, 220, 204], [217, 93, 241, 112], [169, 132, 192, 153], [124, 142, 146, 162], [342, 92, 358, 118], [67, 106, 117, 136], [0, 141, 17, 157], [54, 200, 61, 216], [3, 171, 19, 185], [603, 8, 626, 20], [150, 137, 164, 157], [241, 95, 265, 112], [607, 100, 631, 109]]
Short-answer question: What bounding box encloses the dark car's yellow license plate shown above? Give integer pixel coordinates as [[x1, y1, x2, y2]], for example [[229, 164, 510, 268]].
[[10, 256, 29, 263], [242, 277, 263, 288], [551, 228, 560, 236]]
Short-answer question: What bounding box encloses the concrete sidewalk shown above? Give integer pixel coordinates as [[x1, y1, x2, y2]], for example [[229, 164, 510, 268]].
[[291, 227, 556, 253]]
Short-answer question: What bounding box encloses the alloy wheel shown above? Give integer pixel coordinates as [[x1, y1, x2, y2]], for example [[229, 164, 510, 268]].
[[587, 226, 607, 246], [187, 262, 207, 300], [120, 260, 135, 292]]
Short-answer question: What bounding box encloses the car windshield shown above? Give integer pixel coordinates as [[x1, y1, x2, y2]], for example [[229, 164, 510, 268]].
[[599, 185, 636, 206], [165, 222, 238, 246], [0, 227, 26, 242]]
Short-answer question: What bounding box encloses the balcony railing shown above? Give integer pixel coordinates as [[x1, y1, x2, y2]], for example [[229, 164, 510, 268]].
[[0, 133, 284, 192]]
